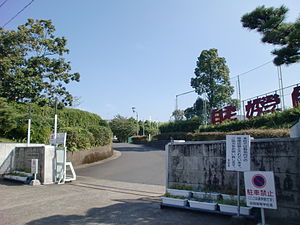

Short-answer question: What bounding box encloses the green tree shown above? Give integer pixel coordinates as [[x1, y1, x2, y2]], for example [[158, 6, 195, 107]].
[[0, 18, 80, 106], [191, 49, 234, 112], [0, 98, 17, 136], [184, 97, 209, 121], [241, 5, 300, 66], [109, 115, 136, 142], [172, 109, 185, 121]]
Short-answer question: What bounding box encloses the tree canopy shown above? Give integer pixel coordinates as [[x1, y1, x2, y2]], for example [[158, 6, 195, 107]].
[[172, 109, 185, 121], [184, 97, 209, 121], [190, 49, 234, 112], [0, 18, 80, 106], [109, 115, 137, 142], [241, 5, 300, 66]]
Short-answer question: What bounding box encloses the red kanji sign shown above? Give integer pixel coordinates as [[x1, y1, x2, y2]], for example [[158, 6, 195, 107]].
[[245, 94, 280, 119], [292, 86, 300, 108], [211, 105, 237, 124]]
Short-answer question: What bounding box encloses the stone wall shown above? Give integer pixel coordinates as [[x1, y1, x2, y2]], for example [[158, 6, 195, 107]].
[[67, 144, 112, 166], [14, 145, 55, 184], [166, 138, 300, 219]]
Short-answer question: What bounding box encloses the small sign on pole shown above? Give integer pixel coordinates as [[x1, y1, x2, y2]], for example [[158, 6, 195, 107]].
[[226, 135, 251, 216], [31, 159, 38, 174], [30, 159, 41, 186], [244, 171, 277, 209], [244, 171, 277, 225], [50, 132, 67, 146], [226, 135, 251, 171]]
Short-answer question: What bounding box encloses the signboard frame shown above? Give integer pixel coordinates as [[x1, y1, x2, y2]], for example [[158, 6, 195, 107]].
[[50, 132, 67, 146], [244, 171, 277, 210], [226, 135, 251, 172]]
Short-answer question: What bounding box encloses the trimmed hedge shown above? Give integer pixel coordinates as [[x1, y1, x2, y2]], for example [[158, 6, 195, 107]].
[[198, 107, 300, 132], [159, 107, 300, 134], [154, 129, 290, 142], [159, 118, 202, 133], [131, 135, 148, 143], [0, 99, 112, 151]]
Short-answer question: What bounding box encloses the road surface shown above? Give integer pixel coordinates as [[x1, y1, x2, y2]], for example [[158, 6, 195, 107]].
[[76, 143, 166, 185]]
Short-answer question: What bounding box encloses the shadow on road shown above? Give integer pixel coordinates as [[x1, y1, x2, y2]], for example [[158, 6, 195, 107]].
[[0, 178, 26, 186], [112, 146, 163, 152], [112, 143, 164, 152], [71, 182, 162, 197], [25, 196, 238, 225]]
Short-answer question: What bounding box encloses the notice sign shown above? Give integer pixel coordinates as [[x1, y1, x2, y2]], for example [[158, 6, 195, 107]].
[[50, 133, 67, 146], [244, 171, 277, 209], [226, 135, 250, 171], [31, 159, 38, 174]]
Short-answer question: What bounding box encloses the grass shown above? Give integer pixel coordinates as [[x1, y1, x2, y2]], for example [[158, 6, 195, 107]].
[[163, 193, 186, 199], [0, 137, 15, 143]]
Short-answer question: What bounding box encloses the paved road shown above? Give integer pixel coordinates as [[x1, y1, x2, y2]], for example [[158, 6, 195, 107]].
[[0, 143, 263, 225], [76, 143, 166, 185]]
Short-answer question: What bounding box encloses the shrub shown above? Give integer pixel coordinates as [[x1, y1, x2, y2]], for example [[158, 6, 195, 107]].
[[159, 107, 300, 134], [198, 107, 300, 132], [88, 126, 112, 146], [159, 118, 202, 133], [131, 135, 148, 143], [1, 100, 112, 151], [154, 129, 289, 141], [61, 127, 94, 151]]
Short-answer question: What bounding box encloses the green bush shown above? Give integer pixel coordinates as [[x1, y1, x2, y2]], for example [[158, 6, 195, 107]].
[[88, 126, 112, 146], [198, 107, 300, 132], [154, 129, 289, 141], [158, 107, 300, 134], [159, 118, 202, 133], [61, 127, 94, 151], [1, 100, 112, 151], [131, 135, 148, 143]]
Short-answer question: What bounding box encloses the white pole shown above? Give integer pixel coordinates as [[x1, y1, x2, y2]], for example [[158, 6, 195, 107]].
[[261, 208, 266, 225], [237, 75, 242, 117], [143, 120, 145, 136], [54, 98, 58, 144], [27, 119, 31, 145], [54, 114, 58, 140], [277, 66, 285, 110], [237, 171, 240, 216], [27, 104, 32, 145]]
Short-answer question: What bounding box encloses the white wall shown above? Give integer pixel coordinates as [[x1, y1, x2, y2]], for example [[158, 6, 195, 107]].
[[0, 143, 43, 174]]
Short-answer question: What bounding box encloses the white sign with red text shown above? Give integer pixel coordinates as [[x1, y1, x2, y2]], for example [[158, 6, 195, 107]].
[[226, 135, 250, 171], [244, 171, 277, 209]]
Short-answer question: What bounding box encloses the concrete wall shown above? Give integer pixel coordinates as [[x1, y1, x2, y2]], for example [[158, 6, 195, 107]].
[[67, 144, 112, 167], [0, 143, 43, 174], [290, 119, 300, 138], [166, 138, 300, 219], [14, 145, 55, 184]]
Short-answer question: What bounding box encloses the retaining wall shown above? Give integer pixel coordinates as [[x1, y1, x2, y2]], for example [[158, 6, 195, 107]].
[[166, 138, 300, 219], [67, 144, 113, 166]]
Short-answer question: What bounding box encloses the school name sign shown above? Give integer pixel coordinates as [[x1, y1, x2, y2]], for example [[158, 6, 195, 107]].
[[211, 86, 300, 124]]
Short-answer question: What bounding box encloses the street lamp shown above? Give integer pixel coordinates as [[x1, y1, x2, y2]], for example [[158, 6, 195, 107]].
[[132, 107, 139, 135]]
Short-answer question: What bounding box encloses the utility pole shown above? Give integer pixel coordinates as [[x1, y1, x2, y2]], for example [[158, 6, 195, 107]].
[[54, 98, 58, 142], [132, 107, 139, 135], [277, 66, 285, 110], [175, 90, 195, 111]]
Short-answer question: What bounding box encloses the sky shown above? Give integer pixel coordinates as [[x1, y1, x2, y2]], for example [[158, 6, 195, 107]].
[[1, 0, 300, 122]]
